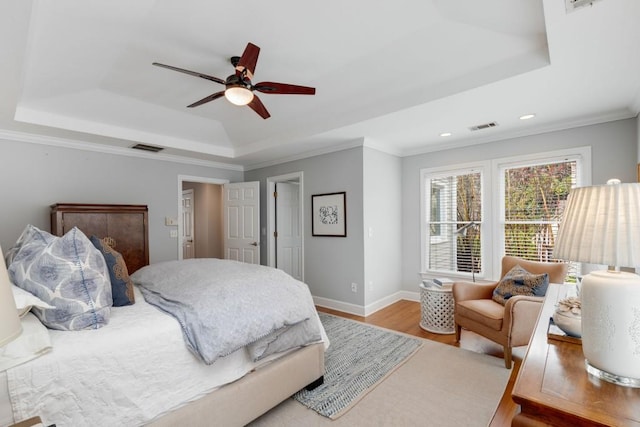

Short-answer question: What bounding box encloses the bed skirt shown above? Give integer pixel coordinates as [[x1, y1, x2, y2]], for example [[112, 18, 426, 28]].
[[148, 342, 325, 427]]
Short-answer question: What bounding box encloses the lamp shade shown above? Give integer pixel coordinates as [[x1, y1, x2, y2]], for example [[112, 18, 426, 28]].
[[0, 245, 22, 347], [553, 181, 640, 267]]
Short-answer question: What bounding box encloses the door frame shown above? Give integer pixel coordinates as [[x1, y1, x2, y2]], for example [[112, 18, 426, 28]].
[[177, 175, 229, 260], [266, 171, 304, 280]]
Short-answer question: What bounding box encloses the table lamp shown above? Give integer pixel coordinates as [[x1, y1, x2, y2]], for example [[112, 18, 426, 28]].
[[553, 179, 640, 387], [0, 245, 22, 347]]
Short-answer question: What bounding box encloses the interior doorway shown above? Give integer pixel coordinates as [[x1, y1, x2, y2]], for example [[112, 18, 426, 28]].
[[267, 172, 304, 281], [178, 175, 228, 260]]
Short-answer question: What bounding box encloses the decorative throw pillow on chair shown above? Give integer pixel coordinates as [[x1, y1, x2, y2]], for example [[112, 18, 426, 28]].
[[492, 265, 549, 305]]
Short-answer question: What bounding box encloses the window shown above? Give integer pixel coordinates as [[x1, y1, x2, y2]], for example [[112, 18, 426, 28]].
[[501, 161, 576, 261], [423, 167, 484, 278], [499, 157, 581, 281], [421, 147, 589, 281], [430, 184, 443, 236]]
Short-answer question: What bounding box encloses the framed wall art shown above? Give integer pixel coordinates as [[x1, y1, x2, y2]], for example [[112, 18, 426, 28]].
[[311, 192, 346, 237]]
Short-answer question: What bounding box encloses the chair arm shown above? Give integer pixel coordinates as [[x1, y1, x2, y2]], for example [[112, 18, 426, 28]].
[[504, 295, 545, 347], [452, 281, 497, 303]]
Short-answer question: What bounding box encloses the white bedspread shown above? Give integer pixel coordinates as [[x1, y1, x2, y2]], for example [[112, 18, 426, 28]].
[[0, 313, 51, 372], [5, 287, 327, 426]]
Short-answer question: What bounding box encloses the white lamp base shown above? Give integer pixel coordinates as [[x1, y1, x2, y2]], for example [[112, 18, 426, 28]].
[[580, 270, 640, 387], [585, 360, 640, 388]]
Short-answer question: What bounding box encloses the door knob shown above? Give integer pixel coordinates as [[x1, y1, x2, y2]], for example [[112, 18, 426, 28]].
[[250, 242, 259, 246]]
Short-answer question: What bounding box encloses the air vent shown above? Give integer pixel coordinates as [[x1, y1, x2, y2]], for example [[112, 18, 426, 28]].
[[565, 0, 602, 13], [130, 143, 164, 153], [468, 121, 498, 132]]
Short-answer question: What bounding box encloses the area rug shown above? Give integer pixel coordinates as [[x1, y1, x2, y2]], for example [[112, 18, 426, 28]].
[[250, 315, 511, 427], [294, 313, 423, 419]]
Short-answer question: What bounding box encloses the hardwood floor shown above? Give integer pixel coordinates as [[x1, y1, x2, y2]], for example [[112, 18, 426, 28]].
[[316, 300, 520, 427]]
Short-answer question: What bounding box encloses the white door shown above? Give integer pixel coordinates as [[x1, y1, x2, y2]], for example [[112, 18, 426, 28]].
[[223, 182, 260, 264], [275, 182, 302, 279], [182, 189, 195, 259]]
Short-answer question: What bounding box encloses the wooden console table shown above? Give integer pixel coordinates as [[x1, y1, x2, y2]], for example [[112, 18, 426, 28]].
[[512, 283, 640, 426]]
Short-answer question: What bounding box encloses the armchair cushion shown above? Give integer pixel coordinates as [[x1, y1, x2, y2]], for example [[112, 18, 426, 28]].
[[492, 265, 549, 306], [456, 299, 504, 331]]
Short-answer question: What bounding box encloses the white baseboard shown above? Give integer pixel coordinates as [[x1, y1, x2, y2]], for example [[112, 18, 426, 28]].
[[313, 290, 420, 317], [313, 296, 366, 316]]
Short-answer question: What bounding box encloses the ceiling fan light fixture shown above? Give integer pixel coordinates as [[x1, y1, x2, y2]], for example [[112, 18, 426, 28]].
[[225, 86, 254, 106]]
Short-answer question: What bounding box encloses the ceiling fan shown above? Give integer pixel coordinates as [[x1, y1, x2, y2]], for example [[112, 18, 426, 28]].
[[153, 42, 315, 119]]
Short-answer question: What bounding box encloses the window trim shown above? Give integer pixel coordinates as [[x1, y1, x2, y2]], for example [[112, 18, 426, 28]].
[[420, 146, 591, 282], [420, 161, 489, 280], [491, 147, 591, 278]]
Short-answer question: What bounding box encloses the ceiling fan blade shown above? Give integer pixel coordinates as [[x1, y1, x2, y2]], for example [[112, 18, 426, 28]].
[[187, 91, 225, 108], [247, 95, 271, 119], [153, 62, 225, 85], [254, 82, 316, 95], [235, 43, 260, 80]]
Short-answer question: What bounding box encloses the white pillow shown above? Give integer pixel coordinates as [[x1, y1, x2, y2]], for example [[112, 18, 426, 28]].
[[0, 313, 52, 372], [11, 284, 54, 317]]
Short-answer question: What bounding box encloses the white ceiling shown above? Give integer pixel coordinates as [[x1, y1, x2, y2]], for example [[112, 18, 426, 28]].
[[2, 0, 639, 169]]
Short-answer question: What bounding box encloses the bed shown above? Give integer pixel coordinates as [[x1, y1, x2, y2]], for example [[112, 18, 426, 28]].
[[1, 203, 326, 426]]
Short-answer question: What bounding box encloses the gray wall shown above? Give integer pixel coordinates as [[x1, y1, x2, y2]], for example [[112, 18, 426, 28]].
[[363, 146, 402, 305], [3, 117, 636, 311], [401, 118, 638, 292], [245, 146, 365, 305], [0, 139, 243, 262]]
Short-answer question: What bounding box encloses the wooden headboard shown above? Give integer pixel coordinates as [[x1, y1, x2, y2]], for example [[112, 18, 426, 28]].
[[50, 203, 149, 273]]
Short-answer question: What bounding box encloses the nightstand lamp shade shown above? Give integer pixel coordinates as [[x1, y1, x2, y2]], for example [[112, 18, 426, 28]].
[[0, 245, 22, 347], [553, 180, 640, 387]]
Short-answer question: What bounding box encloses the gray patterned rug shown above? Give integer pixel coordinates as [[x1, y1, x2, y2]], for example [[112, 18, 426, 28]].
[[294, 313, 423, 419]]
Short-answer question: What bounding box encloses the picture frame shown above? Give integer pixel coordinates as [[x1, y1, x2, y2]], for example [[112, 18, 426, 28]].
[[311, 192, 347, 237]]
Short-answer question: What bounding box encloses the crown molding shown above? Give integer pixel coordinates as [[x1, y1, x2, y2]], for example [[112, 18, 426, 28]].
[[0, 128, 244, 172], [243, 137, 367, 171], [401, 110, 636, 158]]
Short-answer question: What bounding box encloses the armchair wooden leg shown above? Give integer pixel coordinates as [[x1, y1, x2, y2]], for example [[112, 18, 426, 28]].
[[455, 324, 461, 343], [504, 346, 513, 369]]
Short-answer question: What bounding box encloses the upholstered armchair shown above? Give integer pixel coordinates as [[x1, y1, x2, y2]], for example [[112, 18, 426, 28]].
[[452, 256, 568, 369]]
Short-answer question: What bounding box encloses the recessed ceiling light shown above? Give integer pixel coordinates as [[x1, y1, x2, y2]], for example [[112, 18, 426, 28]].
[[440, 132, 452, 137], [519, 114, 536, 120]]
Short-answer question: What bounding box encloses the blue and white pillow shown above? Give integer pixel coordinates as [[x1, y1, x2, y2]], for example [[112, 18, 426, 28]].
[[7, 225, 112, 330]]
